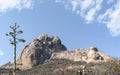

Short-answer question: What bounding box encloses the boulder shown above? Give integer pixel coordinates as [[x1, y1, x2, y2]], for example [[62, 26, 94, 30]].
[[87, 47, 102, 60]]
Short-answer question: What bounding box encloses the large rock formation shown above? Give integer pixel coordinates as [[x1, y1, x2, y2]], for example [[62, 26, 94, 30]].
[[16, 34, 67, 69], [1, 34, 67, 70], [51, 47, 113, 63], [1, 34, 114, 70]]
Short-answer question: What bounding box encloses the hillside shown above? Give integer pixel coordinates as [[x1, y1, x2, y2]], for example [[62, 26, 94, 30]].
[[0, 34, 120, 75]]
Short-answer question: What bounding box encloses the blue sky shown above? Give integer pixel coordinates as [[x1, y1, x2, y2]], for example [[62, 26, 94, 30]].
[[0, 0, 120, 66]]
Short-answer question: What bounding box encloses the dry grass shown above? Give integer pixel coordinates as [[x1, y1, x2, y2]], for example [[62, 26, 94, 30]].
[[0, 59, 120, 75]]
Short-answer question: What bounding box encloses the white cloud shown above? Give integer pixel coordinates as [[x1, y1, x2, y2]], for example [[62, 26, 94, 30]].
[[85, 0, 102, 23], [98, 0, 120, 36], [69, 0, 103, 23], [0, 50, 4, 56], [85, 8, 96, 23], [0, 0, 33, 13], [81, 0, 103, 23], [80, 0, 93, 11], [54, 0, 120, 36], [71, 0, 79, 12], [1, 0, 120, 36]]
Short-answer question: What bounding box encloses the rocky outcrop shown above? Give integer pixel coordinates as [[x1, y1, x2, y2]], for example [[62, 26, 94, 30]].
[[51, 47, 113, 63], [1, 34, 67, 70], [1, 34, 114, 70], [16, 34, 67, 70]]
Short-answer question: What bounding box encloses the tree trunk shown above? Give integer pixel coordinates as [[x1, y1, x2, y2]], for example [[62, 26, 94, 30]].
[[13, 36, 16, 75], [13, 44, 16, 75]]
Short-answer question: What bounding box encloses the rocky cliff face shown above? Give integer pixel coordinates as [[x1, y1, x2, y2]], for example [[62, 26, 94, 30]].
[[51, 47, 113, 63], [16, 34, 67, 69], [1, 34, 67, 70], [1, 34, 113, 70]]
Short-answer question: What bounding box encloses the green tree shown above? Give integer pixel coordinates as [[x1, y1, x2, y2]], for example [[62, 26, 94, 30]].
[[6, 23, 25, 75]]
